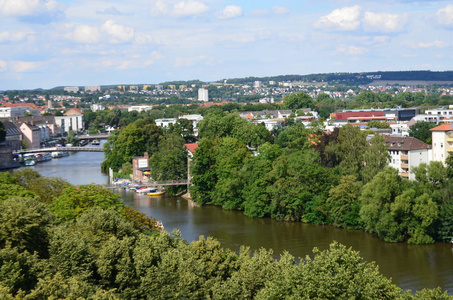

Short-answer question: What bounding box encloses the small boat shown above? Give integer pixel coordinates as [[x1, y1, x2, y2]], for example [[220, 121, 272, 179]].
[[136, 187, 152, 194], [24, 154, 37, 166], [51, 151, 70, 158], [35, 153, 52, 162], [148, 189, 166, 197], [91, 139, 100, 145]]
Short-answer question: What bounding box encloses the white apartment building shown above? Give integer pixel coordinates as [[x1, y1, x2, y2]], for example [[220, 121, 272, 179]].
[[430, 124, 453, 164], [412, 108, 453, 125], [128, 105, 153, 112], [390, 123, 410, 136], [155, 118, 177, 128], [178, 114, 203, 136], [198, 88, 209, 102], [64, 86, 80, 93], [85, 85, 101, 92], [0, 106, 35, 118], [385, 136, 431, 180]]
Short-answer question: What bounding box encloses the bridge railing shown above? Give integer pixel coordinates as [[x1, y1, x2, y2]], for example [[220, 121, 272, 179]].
[[145, 180, 189, 186]]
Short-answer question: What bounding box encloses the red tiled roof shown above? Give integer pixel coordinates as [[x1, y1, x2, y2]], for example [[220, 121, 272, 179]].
[[184, 143, 198, 154], [430, 124, 453, 131]]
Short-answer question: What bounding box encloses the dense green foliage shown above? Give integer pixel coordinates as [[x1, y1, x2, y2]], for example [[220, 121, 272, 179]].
[[191, 121, 453, 244], [0, 171, 450, 299]]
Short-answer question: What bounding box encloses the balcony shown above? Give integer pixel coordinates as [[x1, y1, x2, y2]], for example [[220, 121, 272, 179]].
[[447, 147, 453, 152], [446, 138, 453, 143], [401, 164, 409, 169], [400, 155, 408, 161], [400, 172, 409, 178]]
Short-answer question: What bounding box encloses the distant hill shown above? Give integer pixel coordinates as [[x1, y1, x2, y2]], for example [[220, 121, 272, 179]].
[[219, 71, 453, 85], [42, 70, 453, 91]]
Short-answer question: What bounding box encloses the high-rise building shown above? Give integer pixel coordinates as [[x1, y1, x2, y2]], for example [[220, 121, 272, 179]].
[[198, 88, 209, 102]]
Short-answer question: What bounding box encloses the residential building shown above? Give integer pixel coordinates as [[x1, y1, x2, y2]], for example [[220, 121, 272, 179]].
[[1, 121, 22, 150], [55, 108, 84, 135], [385, 136, 431, 180], [132, 152, 150, 182], [64, 86, 80, 93], [85, 85, 101, 92], [430, 124, 453, 164], [198, 88, 209, 102], [178, 114, 203, 136], [412, 107, 453, 125], [20, 122, 41, 149], [128, 105, 153, 112], [155, 118, 177, 128], [91, 103, 105, 112], [0, 105, 39, 117]]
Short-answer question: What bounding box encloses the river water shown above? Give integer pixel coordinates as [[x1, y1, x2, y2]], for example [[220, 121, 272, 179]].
[[29, 148, 453, 294]]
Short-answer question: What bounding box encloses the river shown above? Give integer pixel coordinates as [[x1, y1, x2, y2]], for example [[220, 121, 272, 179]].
[[29, 148, 453, 294]]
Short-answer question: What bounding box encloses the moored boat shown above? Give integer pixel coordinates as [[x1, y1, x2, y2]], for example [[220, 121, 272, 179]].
[[35, 153, 52, 162], [91, 139, 100, 145], [51, 151, 70, 158], [24, 154, 37, 166], [148, 189, 166, 197]]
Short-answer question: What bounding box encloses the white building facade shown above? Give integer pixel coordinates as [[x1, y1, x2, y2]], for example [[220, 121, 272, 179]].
[[198, 88, 209, 102], [386, 136, 431, 180]]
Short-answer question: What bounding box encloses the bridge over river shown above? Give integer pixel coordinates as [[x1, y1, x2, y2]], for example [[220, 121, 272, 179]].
[[15, 146, 104, 154]]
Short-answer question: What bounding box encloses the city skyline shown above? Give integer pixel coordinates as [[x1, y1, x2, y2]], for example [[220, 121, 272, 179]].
[[0, 0, 452, 90]]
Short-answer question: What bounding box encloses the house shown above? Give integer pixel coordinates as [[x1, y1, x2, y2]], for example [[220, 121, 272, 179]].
[[430, 124, 453, 164], [385, 136, 431, 180], [55, 108, 84, 135], [132, 152, 151, 183], [178, 114, 203, 136], [155, 118, 177, 128], [1, 121, 22, 151], [20, 122, 41, 149]]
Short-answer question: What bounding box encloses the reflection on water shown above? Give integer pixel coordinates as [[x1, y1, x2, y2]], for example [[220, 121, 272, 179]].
[[30, 149, 453, 294]]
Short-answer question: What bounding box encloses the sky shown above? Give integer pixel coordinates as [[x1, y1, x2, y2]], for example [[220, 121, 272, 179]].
[[0, 0, 452, 90]]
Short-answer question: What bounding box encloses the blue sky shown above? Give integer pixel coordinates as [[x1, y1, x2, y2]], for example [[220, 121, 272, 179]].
[[0, 0, 452, 90]]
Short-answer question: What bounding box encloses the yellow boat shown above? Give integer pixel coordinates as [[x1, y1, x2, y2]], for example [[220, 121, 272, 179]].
[[148, 189, 165, 197]]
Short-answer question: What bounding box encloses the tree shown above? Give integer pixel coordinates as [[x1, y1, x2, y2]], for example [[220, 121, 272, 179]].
[[149, 133, 188, 194], [0, 197, 54, 258], [283, 92, 314, 110], [409, 122, 436, 144], [66, 129, 79, 146], [326, 175, 362, 228], [50, 184, 123, 220], [256, 242, 402, 299], [361, 134, 390, 184], [326, 125, 367, 177], [359, 168, 404, 242]]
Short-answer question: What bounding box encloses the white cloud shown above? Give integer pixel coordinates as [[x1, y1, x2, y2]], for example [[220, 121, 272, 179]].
[[101, 20, 134, 44], [68, 24, 101, 44], [0, 31, 32, 43], [12, 61, 39, 72], [150, 0, 170, 16], [0, 0, 63, 23], [315, 5, 362, 31], [218, 5, 242, 19], [150, 0, 209, 17], [437, 5, 453, 26], [337, 45, 368, 55], [272, 6, 289, 15], [173, 1, 209, 17], [363, 12, 407, 32], [405, 40, 450, 49], [0, 60, 6, 71]]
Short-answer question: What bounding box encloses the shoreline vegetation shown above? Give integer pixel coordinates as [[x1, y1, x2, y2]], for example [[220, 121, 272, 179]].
[[0, 169, 451, 298], [102, 106, 453, 245]]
